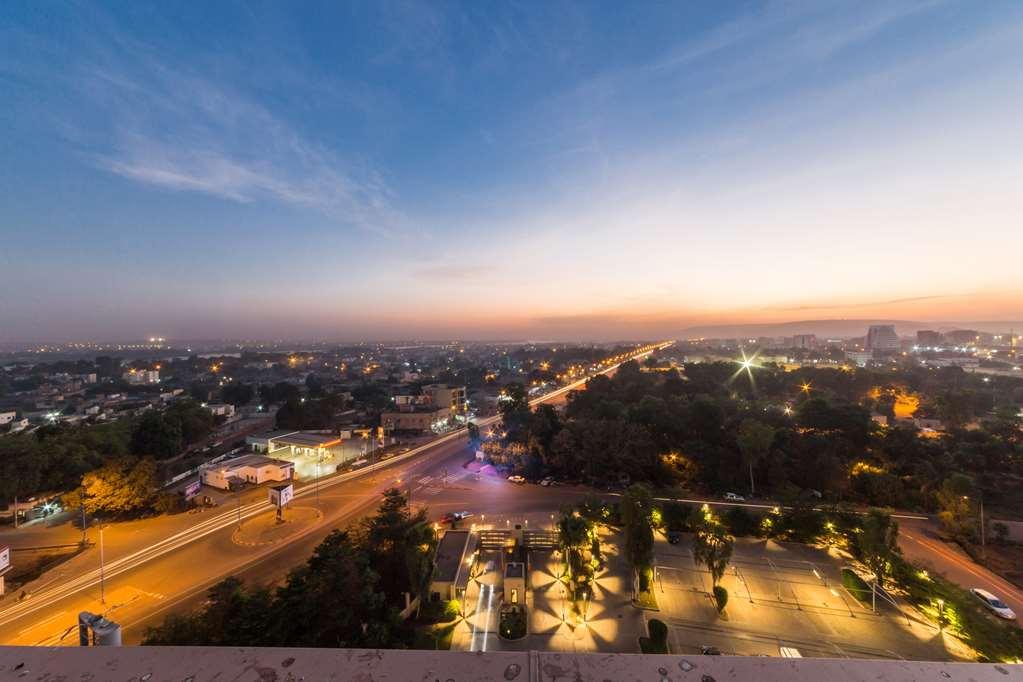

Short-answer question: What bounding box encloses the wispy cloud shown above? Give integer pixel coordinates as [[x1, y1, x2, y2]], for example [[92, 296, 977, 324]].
[[73, 38, 402, 236]]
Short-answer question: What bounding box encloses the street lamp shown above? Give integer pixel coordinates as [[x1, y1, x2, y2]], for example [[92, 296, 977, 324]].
[[99, 527, 106, 605]]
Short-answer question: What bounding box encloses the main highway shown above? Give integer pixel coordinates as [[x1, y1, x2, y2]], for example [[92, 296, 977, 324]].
[[0, 343, 670, 645]]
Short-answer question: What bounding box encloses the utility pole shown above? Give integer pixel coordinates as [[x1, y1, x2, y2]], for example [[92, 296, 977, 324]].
[[81, 504, 88, 545], [12, 496, 17, 530], [980, 496, 986, 560]]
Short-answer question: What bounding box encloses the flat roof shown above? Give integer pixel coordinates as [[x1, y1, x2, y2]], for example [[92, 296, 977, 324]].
[[433, 530, 471, 583], [504, 562, 524, 578], [218, 454, 293, 470], [250, 430, 299, 441], [272, 432, 341, 447]]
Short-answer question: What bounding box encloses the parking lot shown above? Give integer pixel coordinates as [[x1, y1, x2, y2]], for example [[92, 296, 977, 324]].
[[654, 535, 967, 660]]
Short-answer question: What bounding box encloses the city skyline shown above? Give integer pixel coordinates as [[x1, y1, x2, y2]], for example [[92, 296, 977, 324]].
[[3, 1, 1023, 341]]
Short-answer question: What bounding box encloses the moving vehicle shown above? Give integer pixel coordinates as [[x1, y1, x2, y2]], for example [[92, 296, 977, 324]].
[[439, 511, 473, 524], [539, 477, 556, 487], [724, 492, 745, 502], [971, 588, 1016, 619], [507, 475, 526, 484]]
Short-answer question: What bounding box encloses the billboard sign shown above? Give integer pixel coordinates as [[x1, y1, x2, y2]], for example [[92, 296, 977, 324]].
[[184, 480, 201, 500], [0, 545, 10, 575], [269, 484, 294, 508]]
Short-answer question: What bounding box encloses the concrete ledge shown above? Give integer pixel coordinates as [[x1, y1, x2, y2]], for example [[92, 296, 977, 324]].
[[1, 647, 1020, 681]]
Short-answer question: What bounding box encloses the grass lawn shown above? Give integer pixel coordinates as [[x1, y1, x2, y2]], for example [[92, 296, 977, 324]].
[[634, 567, 660, 610]]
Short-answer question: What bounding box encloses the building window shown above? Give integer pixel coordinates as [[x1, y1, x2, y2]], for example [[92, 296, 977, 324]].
[[511, 588, 518, 604]]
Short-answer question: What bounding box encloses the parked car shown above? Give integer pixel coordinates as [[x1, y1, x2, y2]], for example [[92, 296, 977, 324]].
[[667, 531, 682, 545], [724, 492, 745, 502], [779, 646, 802, 658], [539, 477, 556, 487], [971, 588, 1016, 619], [699, 645, 722, 655], [507, 475, 526, 485]]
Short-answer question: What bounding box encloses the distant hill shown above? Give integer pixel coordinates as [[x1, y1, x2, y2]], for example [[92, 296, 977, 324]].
[[678, 319, 1023, 340]]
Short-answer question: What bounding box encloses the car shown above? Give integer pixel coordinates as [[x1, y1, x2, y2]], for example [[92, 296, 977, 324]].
[[779, 646, 802, 658], [724, 492, 745, 502], [667, 531, 682, 545], [507, 475, 526, 484], [539, 477, 556, 487], [440, 511, 473, 524], [699, 645, 722, 655], [971, 588, 1016, 619]]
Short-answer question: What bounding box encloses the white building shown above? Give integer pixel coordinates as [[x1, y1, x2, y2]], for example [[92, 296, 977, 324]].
[[200, 454, 294, 491], [866, 325, 900, 352], [205, 403, 236, 418], [123, 369, 160, 385]]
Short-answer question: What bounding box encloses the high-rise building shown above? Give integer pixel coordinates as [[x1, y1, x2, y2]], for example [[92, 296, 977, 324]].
[[866, 325, 900, 352], [793, 334, 817, 349], [916, 330, 943, 347]]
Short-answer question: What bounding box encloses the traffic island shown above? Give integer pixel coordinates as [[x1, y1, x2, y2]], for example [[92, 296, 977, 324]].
[[231, 506, 322, 547], [499, 604, 527, 640]]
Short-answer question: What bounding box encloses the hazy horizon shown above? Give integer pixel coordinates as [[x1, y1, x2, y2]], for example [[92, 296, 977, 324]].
[[3, 1, 1022, 341]]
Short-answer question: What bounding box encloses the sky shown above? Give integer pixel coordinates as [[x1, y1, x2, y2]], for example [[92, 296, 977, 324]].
[[2, 1, 1022, 342]]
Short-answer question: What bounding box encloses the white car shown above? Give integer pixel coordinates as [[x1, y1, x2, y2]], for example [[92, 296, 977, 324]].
[[540, 477, 556, 487], [724, 492, 745, 502], [971, 588, 1016, 620], [507, 475, 526, 484]]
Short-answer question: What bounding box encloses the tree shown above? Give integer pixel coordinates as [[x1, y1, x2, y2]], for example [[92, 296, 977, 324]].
[[64, 456, 160, 515], [736, 418, 774, 496], [936, 473, 977, 541], [131, 410, 182, 459], [221, 383, 254, 407], [362, 488, 435, 606], [693, 524, 734, 587], [857, 509, 899, 597], [620, 484, 655, 591], [499, 383, 532, 443]]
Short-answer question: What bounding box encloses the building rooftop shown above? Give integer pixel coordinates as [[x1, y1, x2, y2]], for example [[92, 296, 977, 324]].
[[433, 530, 471, 583], [505, 562, 525, 578], [272, 432, 341, 448], [0, 646, 1016, 681], [216, 453, 293, 470]]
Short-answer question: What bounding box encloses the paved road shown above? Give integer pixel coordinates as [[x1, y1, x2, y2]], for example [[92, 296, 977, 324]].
[[898, 517, 1023, 618], [0, 344, 668, 645]]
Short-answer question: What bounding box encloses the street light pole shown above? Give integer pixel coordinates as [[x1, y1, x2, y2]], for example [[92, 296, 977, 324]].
[[99, 527, 106, 605]]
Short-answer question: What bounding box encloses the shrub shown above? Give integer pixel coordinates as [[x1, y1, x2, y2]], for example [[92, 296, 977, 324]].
[[499, 605, 526, 639], [723, 506, 759, 537], [713, 585, 729, 613], [640, 618, 669, 654], [648, 618, 667, 642]]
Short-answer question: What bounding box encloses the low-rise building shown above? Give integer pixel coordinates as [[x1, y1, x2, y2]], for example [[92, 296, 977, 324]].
[[429, 530, 477, 603], [205, 403, 236, 418], [199, 454, 294, 491], [123, 369, 160, 385], [423, 384, 467, 414], [380, 406, 451, 433]]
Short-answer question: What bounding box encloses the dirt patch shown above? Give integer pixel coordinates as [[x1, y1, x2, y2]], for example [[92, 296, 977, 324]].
[[0, 545, 83, 597]]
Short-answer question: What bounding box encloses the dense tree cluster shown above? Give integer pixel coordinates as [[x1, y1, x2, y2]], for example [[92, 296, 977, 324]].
[[494, 360, 1023, 517], [143, 489, 435, 647]]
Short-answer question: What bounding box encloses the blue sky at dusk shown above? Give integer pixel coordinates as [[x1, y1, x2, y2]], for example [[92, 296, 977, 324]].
[[2, 1, 1022, 341]]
